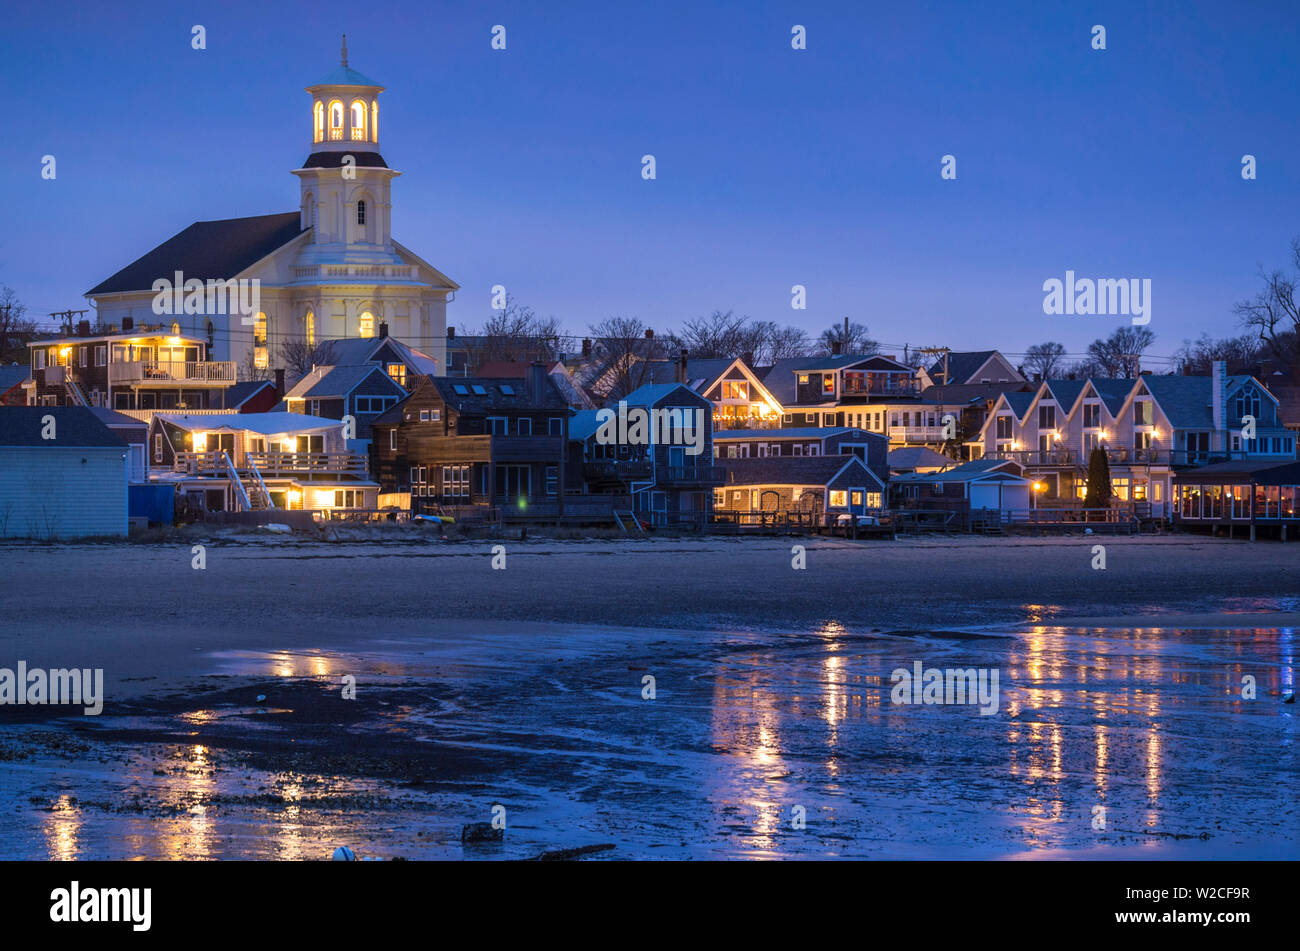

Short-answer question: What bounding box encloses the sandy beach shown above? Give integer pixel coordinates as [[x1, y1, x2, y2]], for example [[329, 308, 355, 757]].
[[0, 533, 1295, 859]]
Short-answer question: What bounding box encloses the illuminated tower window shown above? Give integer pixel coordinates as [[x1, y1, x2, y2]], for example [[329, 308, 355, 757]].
[[371, 100, 378, 142], [254, 312, 268, 368], [329, 100, 344, 140], [313, 101, 324, 143], [358, 312, 374, 338], [350, 100, 367, 141], [305, 310, 315, 346]]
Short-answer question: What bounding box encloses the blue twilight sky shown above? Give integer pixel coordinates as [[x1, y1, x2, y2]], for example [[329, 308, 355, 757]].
[[3, 0, 1297, 367]]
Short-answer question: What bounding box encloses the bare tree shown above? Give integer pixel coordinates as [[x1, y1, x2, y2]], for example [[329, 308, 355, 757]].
[[240, 351, 273, 382], [1086, 326, 1155, 377], [1234, 236, 1300, 372], [279, 338, 338, 381], [1022, 341, 1066, 380], [1172, 333, 1263, 375], [471, 297, 564, 367], [816, 320, 878, 356], [586, 316, 672, 401], [0, 287, 38, 365], [764, 324, 812, 362]]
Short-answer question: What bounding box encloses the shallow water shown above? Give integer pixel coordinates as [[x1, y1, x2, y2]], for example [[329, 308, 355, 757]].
[[0, 622, 1295, 859]]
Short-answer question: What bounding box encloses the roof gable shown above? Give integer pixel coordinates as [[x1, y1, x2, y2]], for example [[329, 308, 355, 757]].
[[87, 213, 306, 296]]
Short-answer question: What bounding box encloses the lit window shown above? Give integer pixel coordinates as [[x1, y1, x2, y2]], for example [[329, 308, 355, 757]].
[[358, 312, 374, 338], [350, 100, 367, 141], [171, 321, 180, 335], [304, 310, 315, 346], [830, 490, 847, 507], [253, 312, 268, 368], [371, 100, 378, 141], [387, 363, 406, 386], [328, 100, 344, 140], [313, 101, 324, 142]]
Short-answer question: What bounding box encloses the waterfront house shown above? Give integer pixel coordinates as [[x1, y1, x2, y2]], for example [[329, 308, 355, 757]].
[[26, 321, 238, 412], [1173, 459, 1300, 540], [890, 459, 1030, 516], [0, 365, 30, 405], [717, 454, 884, 517], [148, 411, 376, 514], [0, 407, 128, 538], [282, 363, 406, 450], [370, 365, 571, 516], [576, 382, 723, 527], [712, 426, 889, 486]]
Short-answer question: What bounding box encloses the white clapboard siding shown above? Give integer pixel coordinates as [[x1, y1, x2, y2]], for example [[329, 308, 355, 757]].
[[0, 447, 128, 538]]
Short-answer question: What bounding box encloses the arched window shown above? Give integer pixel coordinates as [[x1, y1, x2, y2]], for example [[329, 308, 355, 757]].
[[350, 100, 367, 141], [304, 310, 315, 346], [358, 311, 375, 338], [253, 312, 268, 368], [328, 100, 344, 140], [371, 100, 378, 142], [357, 200, 366, 225], [313, 101, 324, 143]]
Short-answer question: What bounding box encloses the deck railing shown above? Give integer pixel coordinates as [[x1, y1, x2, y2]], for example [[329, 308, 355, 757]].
[[109, 360, 237, 385]]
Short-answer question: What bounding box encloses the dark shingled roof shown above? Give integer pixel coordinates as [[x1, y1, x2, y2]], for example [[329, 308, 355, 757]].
[[0, 407, 127, 448], [430, 375, 569, 412], [725, 454, 873, 487], [86, 212, 306, 295], [300, 151, 388, 169], [0, 365, 30, 393], [927, 350, 999, 384], [220, 380, 277, 409]]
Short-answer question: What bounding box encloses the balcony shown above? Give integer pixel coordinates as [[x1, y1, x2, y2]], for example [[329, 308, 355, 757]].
[[663, 465, 726, 486], [891, 425, 949, 443], [841, 380, 920, 399], [109, 360, 237, 386], [244, 451, 370, 477], [491, 434, 564, 462], [990, 447, 1234, 468], [172, 450, 368, 477], [584, 460, 653, 484]]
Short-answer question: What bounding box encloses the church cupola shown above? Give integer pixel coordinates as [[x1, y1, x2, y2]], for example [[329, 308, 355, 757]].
[[293, 37, 400, 249], [305, 35, 384, 157]]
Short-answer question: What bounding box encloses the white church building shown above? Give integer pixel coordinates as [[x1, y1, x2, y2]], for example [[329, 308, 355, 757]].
[[86, 38, 457, 377]]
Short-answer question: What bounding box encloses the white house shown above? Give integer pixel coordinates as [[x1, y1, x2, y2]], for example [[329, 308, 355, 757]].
[[0, 407, 128, 538], [85, 37, 457, 377]]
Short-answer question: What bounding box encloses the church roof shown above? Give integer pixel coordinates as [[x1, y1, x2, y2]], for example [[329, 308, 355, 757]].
[[86, 212, 306, 296], [308, 65, 382, 88], [301, 151, 388, 169]]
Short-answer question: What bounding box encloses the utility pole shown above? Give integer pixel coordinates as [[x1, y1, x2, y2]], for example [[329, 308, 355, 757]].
[[48, 309, 89, 335], [913, 346, 952, 385]]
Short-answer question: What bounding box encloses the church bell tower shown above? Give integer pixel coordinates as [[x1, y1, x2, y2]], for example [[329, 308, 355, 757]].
[[292, 36, 399, 252]]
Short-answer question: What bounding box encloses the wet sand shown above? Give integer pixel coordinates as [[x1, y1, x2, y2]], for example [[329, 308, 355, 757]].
[[0, 535, 1296, 859]]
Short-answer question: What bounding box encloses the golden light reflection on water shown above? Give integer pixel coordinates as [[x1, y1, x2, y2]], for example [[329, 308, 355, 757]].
[[41, 794, 80, 860]]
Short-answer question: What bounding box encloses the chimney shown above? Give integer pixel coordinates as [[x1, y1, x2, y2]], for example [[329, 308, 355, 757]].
[[644, 329, 654, 340], [582, 338, 592, 357], [122, 316, 134, 331], [275, 368, 286, 398], [77, 320, 91, 336], [831, 340, 843, 356], [677, 349, 688, 384], [378, 321, 389, 339], [741, 351, 754, 367], [1211, 359, 1226, 450], [528, 361, 548, 402], [447, 326, 455, 340]]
